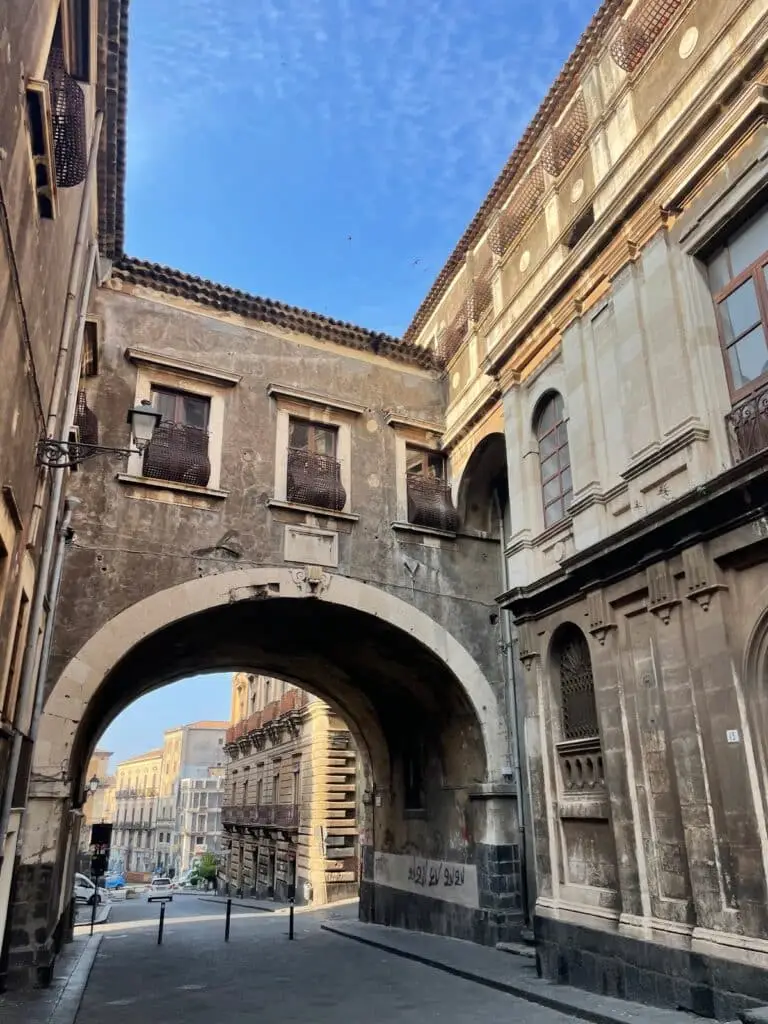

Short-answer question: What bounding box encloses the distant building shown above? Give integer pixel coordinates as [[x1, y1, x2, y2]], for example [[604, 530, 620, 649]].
[[222, 673, 358, 905], [176, 771, 225, 877], [154, 721, 228, 876], [79, 750, 115, 854], [111, 749, 162, 876]]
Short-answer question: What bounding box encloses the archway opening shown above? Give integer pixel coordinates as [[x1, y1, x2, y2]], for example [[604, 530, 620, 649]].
[[17, 573, 524, 973]]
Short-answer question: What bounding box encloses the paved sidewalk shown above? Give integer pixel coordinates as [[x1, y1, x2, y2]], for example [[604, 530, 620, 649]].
[[321, 919, 706, 1024], [0, 935, 101, 1024]]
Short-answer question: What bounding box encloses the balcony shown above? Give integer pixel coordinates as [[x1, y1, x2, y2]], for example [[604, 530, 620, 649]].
[[221, 803, 299, 829], [143, 421, 211, 487], [726, 385, 768, 463], [406, 475, 459, 533], [286, 448, 346, 511]]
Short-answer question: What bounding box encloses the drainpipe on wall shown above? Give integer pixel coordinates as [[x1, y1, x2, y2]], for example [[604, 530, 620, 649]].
[[0, 232, 101, 874], [494, 490, 533, 932]]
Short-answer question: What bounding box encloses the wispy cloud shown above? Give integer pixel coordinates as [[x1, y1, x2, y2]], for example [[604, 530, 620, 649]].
[[126, 0, 595, 332]]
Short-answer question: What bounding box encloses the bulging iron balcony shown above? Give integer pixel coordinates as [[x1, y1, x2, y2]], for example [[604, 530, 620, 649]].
[[406, 475, 459, 533], [286, 448, 346, 511]]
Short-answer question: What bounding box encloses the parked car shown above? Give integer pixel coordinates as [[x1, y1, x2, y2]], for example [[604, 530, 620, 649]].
[[73, 872, 108, 906], [147, 877, 174, 902]]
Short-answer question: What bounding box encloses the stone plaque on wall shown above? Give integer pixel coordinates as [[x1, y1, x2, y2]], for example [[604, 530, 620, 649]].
[[283, 525, 339, 568], [373, 851, 479, 908]]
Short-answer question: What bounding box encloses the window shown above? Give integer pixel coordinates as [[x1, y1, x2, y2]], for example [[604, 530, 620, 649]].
[[556, 624, 599, 740], [707, 207, 768, 396], [142, 386, 211, 487], [535, 392, 572, 528], [273, 773, 280, 804], [256, 778, 263, 806], [286, 418, 346, 511], [404, 446, 458, 532], [81, 319, 98, 377]]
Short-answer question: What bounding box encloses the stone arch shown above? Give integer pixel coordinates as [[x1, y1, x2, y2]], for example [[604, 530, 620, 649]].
[[548, 622, 600, 743], [741, 601, 768, 830], [20, 567, 523, 959], [456, 432, 509, 540], [38, 567, 504, 793]]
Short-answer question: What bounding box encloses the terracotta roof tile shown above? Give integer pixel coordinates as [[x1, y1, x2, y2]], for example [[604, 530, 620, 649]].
[[113, 257, 438, 369]]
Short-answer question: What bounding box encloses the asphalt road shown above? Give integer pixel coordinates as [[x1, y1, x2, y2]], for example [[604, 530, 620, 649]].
[[76, 903, 580, 1024]]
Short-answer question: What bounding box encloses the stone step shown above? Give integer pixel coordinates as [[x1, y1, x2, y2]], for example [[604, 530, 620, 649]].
[[496, 941, 536, 959]]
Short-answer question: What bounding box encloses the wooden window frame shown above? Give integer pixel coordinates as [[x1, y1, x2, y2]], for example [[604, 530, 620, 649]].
[[534, 393, 572, 528], [405, 445, 446, 479], [150, 384, 211, 430], [710, 250, 768, 402], [288, 417, 338, 458]]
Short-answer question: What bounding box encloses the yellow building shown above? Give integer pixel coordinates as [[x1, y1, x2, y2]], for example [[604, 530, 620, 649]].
[[223, 673, 358, 905], [79, 750, 114, 853]]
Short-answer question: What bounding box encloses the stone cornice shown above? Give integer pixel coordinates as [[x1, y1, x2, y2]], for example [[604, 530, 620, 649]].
[[125, 347, 242, 387], [267, 383, 366, 417], [498, 454, 768, 621]]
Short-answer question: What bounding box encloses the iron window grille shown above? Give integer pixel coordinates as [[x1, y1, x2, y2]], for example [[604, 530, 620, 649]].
[[557, 626, 599, 741]]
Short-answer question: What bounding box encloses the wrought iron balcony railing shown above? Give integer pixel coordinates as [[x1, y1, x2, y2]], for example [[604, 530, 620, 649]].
[[727, 384, 768, 464], [143, 421, 211, 487], [286, 448, 346, 511], [221, 803, 299, 828], [406, 475, 459, 533]]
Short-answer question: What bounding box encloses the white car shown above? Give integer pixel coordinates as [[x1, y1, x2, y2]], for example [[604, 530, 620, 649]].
[[73, 872, 108, 906], [147, 877, 174, 902]]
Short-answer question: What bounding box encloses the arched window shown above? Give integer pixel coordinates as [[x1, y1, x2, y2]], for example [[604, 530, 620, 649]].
[[555, 624, 599, 740], [534, 392, 572, 527]]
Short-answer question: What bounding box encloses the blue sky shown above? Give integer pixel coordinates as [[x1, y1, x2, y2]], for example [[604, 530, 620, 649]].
[[105, 0, 596, 767], [125, 0, 596, 336], [98, 673, 232, 767]]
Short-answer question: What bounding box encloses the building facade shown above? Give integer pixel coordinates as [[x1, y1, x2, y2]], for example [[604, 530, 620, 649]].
[[4, 0, 768, 1017], [154, 721, 228, 876], [0, 0, 117, 986], [110, 749, 161, 876], [176, 772, 224, 878], [78, 749, 114, 854], [222, 674, 358, 905], [401, 0, 768, 1015]]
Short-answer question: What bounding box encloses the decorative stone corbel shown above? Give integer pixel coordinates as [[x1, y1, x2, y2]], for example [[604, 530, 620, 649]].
[[586, 588, 617, 646], [682, 544, 727, 612], [647, 563, 680, 624], [516, 621, 540, 671], [291, 565, 331, 597]]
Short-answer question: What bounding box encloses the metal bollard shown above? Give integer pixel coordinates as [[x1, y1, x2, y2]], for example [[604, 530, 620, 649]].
[[288, 897, 295, 941], [158, 902, 166, 945], [89, 893, 98, 937], [225, 898, 232, 942]]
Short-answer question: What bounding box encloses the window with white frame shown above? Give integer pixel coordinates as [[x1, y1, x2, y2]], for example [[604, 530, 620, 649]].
[[124, 349, 239, 494], [268, 384, 360, 515]]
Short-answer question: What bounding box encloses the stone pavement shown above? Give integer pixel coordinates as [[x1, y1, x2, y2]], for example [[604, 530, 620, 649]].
[[321, 919, 711, 1024], [0, 935, 101, 1024], [71, 906, 590, 1024]]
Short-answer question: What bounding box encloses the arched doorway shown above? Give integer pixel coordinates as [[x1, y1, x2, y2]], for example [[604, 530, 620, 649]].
[[14, 568, 524, 974]]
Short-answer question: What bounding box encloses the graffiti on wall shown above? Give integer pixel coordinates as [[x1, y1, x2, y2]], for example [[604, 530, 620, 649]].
[[373, 851, 479, 908]]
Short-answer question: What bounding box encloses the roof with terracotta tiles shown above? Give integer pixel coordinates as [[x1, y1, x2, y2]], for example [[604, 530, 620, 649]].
[[112, 257, 437, 369]]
